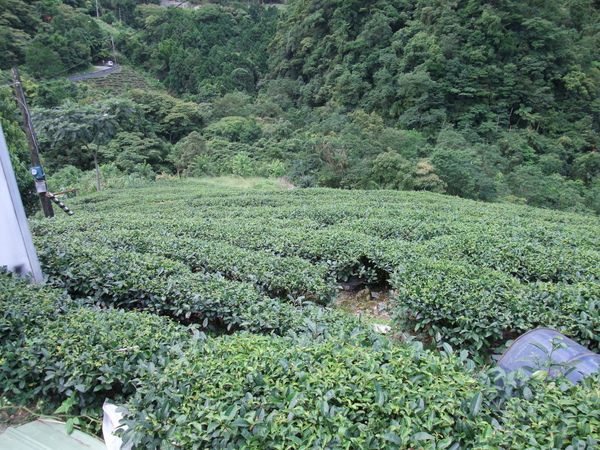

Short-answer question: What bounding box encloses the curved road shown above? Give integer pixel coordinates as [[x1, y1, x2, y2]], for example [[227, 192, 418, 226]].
[[68, 65, 121, 82]]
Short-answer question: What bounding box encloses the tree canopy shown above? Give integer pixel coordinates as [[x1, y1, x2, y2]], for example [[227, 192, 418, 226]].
[[2, 0, 600, 213], [34, 98, 140, 190]]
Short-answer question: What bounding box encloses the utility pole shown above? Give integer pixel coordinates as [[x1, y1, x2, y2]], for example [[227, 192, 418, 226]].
[[11, 67, 54, 218], [111, 36, 118, 65]]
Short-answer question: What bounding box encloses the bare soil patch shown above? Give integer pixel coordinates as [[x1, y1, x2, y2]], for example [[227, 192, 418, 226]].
[[335, 288, 393, 324], [0, 403, 35, 434], [275, 178, 295, 189]]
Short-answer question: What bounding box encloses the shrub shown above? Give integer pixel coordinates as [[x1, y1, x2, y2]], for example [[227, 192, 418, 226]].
[[390, 257, 600, 355], [35, 236, 359, 336], [0, 304, 194, 412], [121, 333, 488, 449]]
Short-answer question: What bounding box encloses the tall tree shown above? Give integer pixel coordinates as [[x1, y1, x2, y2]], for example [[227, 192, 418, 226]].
[[34, 99, 139, 191]]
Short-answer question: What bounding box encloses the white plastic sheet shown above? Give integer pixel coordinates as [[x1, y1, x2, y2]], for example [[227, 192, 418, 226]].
[[102, 400, 132, 450]]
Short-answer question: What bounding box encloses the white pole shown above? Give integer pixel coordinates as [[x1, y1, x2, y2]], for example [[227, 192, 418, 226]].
[[111, 36, 118, 65], [0, 122, 43, 283]]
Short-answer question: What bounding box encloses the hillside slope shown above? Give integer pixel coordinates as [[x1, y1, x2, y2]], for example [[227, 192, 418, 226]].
[[2, 182, 599, 448]]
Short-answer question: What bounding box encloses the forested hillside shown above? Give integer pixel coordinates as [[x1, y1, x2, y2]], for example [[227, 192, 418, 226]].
[[1, 0, 599, 213]]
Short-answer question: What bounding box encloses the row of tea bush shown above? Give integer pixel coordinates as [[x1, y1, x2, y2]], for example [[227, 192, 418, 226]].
[[1, 272, 599, 448], [30, 183, 600, 356]]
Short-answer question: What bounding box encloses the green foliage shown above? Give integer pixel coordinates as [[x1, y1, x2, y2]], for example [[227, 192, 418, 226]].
[[33, 225, 353, 335], [264, 159, 286, 178], [0, 0, 40, 68], [508, 166, 587, 212], [11, 4, 109, 77], [413, 159, 446, 193], [389, 257, 600, 354], [211, 92, 252, 119], [125, 4, 279, 96], [204, 116, 262, 144], [1, 306, 191, 409], [261, 0, 600, 209], [586, 179, 600, 214], [229, 151, 255, 177], [4, 183, 600, 448], [34, 98, 141, 190], [161, 101, 204, 143], [80, 67, 161, 95], [31, 78, 84, 109], [121, 333, 486, 449], [0, 75, 37, 214], [168, 131, 207, 176], [123, 89, 203, 143], [474, 372, 600, 449], [120, 333, 600, 449], [369, 151, 414, 190], [574, 152, 600, 186], [25, 43, 65, 79], [102, 131, 168, 173], [27, 182, 600, 359], [0, 271, 192, 414], [0, 270, 71, 344], [3, 1, 600, 442], [46, 164, 84, 192], [3, 0, 600, 213]]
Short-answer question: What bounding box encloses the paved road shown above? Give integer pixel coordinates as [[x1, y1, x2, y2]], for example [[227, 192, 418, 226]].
[[68, 65, 121, 82]]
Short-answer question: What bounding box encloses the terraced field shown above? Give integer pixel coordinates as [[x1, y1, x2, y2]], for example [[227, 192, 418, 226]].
[[30, 181, 600, 356], [3, 181, 600, 448], [77, 66, 161, 94]]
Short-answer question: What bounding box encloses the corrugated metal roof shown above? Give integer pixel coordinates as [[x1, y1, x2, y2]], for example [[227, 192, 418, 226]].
[[0, 420, 105, 450]]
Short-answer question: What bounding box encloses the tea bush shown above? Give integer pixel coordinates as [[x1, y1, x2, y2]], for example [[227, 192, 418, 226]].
[[0, 275, 368, 419], [473, 372, 600, 449], [0, 273, 195, 414], [29, 182, 600, 357], [35, 236, 362, 336], [411, 233, 600, 284], [0, 270, 72, 343], [121, 333, 489, 449], [2, 288, 599, 449], [5, 177, 600, 449], [390, 258, 600, 354], [54, 230, 338, 302], [5, 273, 598, 448], [120, 333, 600, 449], [0, 306, 193, 411]]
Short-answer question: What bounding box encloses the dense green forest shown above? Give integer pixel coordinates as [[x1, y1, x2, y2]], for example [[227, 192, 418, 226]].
[[1, 0, 599, 213]]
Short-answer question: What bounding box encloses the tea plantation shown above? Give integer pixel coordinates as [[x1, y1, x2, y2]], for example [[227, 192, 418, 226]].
[[2, 180, 600, 448]]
